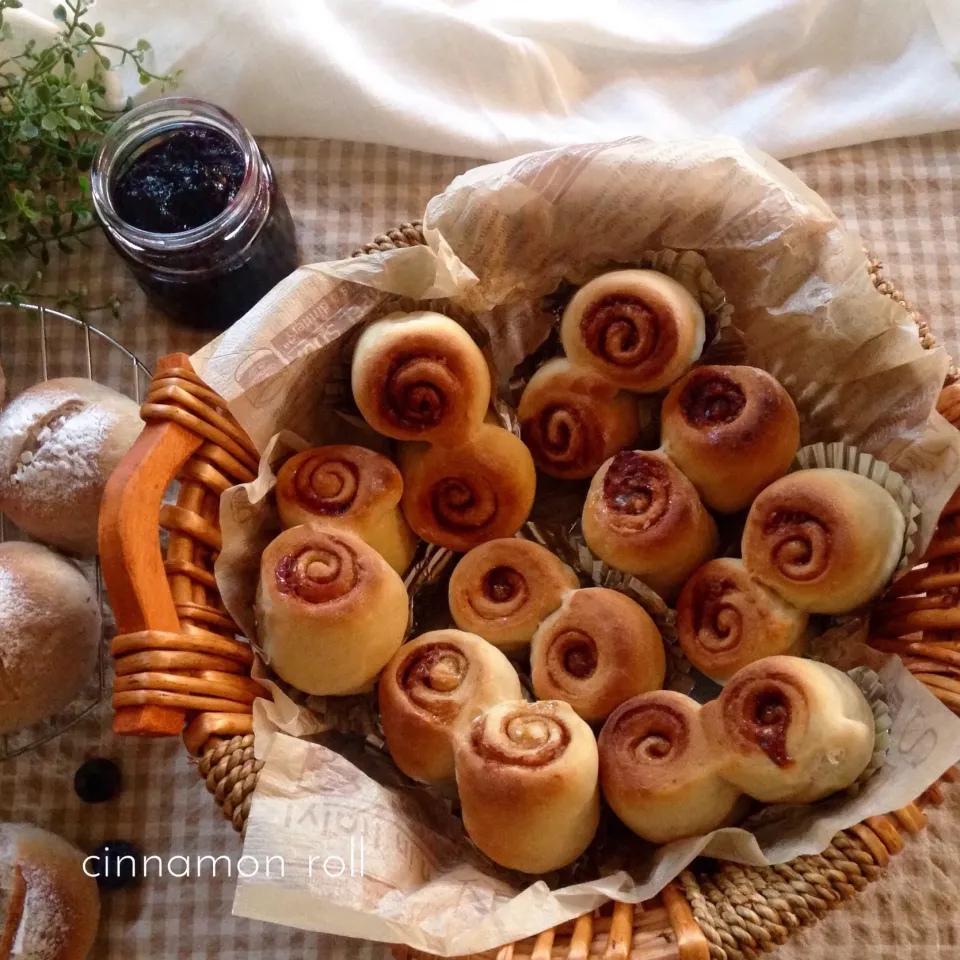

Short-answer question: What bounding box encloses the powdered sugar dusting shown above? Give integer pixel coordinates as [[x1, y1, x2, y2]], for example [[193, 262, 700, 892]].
[[15, 862, 71, 960], [0, 566, 33, 702]]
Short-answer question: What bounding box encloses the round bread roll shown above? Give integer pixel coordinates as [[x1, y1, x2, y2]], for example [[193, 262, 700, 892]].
[[0, 542, 100, 735], [453, 700, 600, 874], [0, 823, 100, 960], [379, 629, 524, 783], [660, 365, 800, 513], [0, 378, 143, 555], [275, 445, 417, 573], [676, 558, 809, 684], [560, 269, 705, 394], [741, 468, 905, 614], [448, 538, 579, 654], [255, 525, 408, 695], [582, 450, 718, 600], [351, 311, 491, 445], [531, 587, 666, 723]]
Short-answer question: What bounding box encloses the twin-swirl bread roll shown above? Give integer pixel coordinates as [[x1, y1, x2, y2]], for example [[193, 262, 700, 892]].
[[448, 538, 579, 654], [379, 629, 524, 782], [582, 450, 718, 599], [660, 365, 800, 513], [400, 424, 537, 552], [598, 691, 745, 843], [531, 587, 665, 723], [701, 656, 876, 804], [351, 311, 491, 445], [255, 525, 408, 695], [560, 269, 705, 394], [276, 445, 417, 573], [741, 469, 905, 614], [453, 700, 600, 873], [517, 358, 642, 479], [676, 558, 808, 685]]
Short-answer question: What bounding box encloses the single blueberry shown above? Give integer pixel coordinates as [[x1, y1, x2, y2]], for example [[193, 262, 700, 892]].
[[89, 841, 141, 891], [74, 758, 122, 803]]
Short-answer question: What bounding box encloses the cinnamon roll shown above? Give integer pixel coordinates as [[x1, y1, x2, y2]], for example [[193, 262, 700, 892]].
[[453, 700, 600, 873], [449, 538, 579, 654], [531, 587, 666, 723], [276, 445, 417, 573], [379, 629, 523, 783], [582, 450, 718, 600], [518, 358, 642, 479], [660, 365, 800, 513], [401, 424, 537, 552], [676, 558, 808, 685], [741, 469, 905, 614], [701, 656, 876, 804], [255, 525, 408, 695], [351, 311, 492, 445], [560, 269, 705, 394], [598, 691, 744, 843]]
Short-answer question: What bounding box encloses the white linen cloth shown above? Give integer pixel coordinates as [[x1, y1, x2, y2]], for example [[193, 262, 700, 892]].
[[15, 0, 960, 162]]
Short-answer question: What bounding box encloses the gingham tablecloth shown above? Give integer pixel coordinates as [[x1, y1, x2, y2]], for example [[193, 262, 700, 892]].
[[1, 133, 959, 960]]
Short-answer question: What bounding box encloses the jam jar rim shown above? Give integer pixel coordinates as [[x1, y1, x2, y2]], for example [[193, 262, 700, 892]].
[[90, 96, 261, 254]]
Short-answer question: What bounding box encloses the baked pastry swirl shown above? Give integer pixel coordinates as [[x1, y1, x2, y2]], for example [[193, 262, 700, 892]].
[[582, 450, 718, 599], [379, 629, 523, 783], [453, 699, 600, 873], [531, 587, 666, 723], [560, 269, 705, 393], [660, 364, 800, 513], [448, 538, 579, 654]]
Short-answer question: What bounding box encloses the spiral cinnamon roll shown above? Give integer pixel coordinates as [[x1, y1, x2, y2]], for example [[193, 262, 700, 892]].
[[660, 365, 800, 513], [598, 691, 744, 843], [741, 469, 905, 614], [401, 424, 537, 552], [255, 525, 408, 695], [531, 587, 665, 723], [351, 311, 492, 445], [676, 558, 808, 685], [453, 700, 600, 873], [379, 629, 523, 783], [582, 450, 718, 600], [276, 445, 417, 573], [560, 269, 705, 394], [449, 539, 579, 654], [517, 358, 642, 479], [701, 656, 875, 804]]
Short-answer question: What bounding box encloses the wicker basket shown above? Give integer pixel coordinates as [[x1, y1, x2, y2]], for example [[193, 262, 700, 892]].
[[98, 223, 960, 960]]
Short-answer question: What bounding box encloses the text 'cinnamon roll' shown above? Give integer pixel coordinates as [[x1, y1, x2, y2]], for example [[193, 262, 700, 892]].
[[379, 629, 523, 783], [531, 587, 665, 723], [560, 269, 705, 394], [276, 445, 417, 573], [255, 525, 408, 695], [453, 700, 600, 873]]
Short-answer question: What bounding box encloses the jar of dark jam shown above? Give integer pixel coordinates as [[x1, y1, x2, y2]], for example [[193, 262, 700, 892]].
[[91, 97, 298, 330]]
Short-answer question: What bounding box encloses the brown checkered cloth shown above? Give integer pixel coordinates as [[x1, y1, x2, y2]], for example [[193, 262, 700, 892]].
[[1, 132, 959, 960]]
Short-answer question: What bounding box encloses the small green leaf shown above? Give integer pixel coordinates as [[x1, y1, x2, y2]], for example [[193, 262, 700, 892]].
[[77, 173, 89, 192], [137, 70, 149, 85], [52, 4, 67, 21], [136, 38, 151, 51], [40, 111, 59, 131], [18, 119, 38, 138], [94, 21, 105, 37], [98, 55, 110, 69]]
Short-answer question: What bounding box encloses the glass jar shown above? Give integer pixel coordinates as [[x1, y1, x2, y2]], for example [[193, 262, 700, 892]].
[[91, 97, 298, 330]]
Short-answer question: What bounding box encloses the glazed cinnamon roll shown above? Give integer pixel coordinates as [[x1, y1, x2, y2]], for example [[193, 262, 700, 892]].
[[741, 469, 905, 614], [531, 588, 666, 723], [582, 450, 718, 600], [660, 365, 800, 513], [449, 538, 579, 654], [379, 629, 523, 783], [255, 525, 408, 695], [276, 445, 417, 573], [701, 656, 876, 804], [560, 269, 705, 394], [453, 700, 600, 873], [676, 558, 808, 685], [401, 424, 537, 552], [598, 691, 744, 843], [518, 358, 642, 479], [351, 311, 492, 445]]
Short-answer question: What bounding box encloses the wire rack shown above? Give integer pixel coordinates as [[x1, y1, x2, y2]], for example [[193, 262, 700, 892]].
[[0, 303, 151, 760]]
